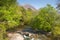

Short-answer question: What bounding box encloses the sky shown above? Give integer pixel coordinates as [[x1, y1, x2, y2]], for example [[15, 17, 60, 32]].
[[17, 0, 57, 9]]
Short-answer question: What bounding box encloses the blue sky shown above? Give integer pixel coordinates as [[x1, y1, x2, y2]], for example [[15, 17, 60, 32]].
[[17, 0, 57, 9]]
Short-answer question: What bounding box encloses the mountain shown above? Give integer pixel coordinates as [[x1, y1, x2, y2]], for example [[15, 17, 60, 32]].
[[23, 4, 36, 11]]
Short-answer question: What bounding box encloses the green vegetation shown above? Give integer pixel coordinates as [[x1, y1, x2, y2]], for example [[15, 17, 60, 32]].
[[0, 0, 22, 40], [0, 0, 60, 40], [31, 4, 57, 32]]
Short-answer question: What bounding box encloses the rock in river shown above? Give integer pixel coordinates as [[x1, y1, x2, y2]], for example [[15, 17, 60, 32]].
[[7, 33, 24, 40]]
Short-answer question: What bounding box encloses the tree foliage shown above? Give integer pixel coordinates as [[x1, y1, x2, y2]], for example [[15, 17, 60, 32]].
[[52, 14, 60, 36], [31, 4, 57, 32], [0, 0, 22, 40]]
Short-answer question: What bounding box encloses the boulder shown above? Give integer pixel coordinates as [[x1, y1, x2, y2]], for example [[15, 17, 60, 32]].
[[7, 33, 24, 40]]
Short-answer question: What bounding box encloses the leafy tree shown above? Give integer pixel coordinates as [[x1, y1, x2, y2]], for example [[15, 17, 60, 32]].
[[25, 8, 35, 25], [52, 14, 60, 36], [31, 4, 57, 32], [0, 0, 22, 40], [51, 0, 60, 38], [20, 7, 35, 25]]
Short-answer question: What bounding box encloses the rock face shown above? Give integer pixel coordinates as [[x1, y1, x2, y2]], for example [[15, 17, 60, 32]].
[[7, 33, 24, 40]]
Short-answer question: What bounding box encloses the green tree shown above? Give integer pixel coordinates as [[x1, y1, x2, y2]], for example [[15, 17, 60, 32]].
[[25, 8, 34, 25], [0, 0, 22, 40], [52, 14, 60, 36], [20, 7, 35, 25], [31, 4, 57, 32]]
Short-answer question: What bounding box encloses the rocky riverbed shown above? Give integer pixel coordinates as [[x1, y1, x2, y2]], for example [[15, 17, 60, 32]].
[[7, 31, 51, 40], [7, 27, 52, 40]]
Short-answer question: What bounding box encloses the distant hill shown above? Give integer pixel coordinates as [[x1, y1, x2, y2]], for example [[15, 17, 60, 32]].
[[23, 4, 36, 11]]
